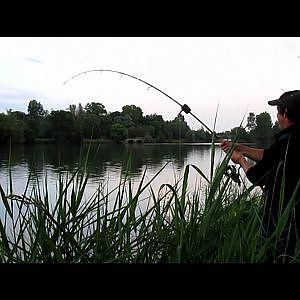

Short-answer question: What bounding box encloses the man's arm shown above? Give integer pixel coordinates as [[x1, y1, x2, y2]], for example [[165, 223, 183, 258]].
[[237, 144, 264, 161], [220, 140, 264, 161]]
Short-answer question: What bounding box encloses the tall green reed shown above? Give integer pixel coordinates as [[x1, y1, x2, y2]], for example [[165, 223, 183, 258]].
[[0, 139, 299, 263]]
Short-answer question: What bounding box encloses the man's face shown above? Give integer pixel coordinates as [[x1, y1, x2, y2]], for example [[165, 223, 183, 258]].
[[277, 106, 288, 129], [277, 112, 284, 128]]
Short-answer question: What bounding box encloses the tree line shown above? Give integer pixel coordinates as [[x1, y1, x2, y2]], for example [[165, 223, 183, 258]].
[[0, 100, 280, 146]]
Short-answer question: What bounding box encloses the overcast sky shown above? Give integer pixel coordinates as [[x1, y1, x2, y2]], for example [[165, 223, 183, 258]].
[[1, 37, 300, 132]]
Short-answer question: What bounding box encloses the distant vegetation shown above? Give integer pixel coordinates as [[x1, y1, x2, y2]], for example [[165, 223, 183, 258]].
[[0, 100, 280, 147]]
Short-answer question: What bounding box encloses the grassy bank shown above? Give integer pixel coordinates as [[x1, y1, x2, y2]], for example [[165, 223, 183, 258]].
[[0, 143, 299, 263]]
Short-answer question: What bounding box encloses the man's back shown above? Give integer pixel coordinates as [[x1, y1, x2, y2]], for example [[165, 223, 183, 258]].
[[247, 124, 300, 238]]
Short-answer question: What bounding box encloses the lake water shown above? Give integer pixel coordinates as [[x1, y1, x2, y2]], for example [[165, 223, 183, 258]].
[[0, 143, 248, 211]]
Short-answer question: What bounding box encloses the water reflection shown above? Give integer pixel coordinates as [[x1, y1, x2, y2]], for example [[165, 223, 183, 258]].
[[0, 143, 213, 176], [0, 143, 223, 198]]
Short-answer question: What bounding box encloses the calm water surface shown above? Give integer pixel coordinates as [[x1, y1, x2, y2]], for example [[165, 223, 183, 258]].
[[0, 143, 230, 208]]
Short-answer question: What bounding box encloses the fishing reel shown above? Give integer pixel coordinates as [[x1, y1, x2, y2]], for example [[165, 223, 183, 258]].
[[177, 104, 242, 186], [225, 165, 241, 186]]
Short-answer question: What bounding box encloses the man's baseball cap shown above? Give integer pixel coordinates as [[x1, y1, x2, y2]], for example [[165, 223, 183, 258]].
[[268, 90, 300, 111]]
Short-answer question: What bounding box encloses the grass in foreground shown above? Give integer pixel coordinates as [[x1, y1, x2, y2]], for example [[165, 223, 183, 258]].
[[0, 143, 299, 263]]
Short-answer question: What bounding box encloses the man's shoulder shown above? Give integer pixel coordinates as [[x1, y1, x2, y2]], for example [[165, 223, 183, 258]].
[[277, 132, 290, 142]]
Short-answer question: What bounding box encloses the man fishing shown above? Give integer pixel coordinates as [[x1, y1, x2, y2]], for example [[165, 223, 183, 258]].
[[220, 90, 300, 263]]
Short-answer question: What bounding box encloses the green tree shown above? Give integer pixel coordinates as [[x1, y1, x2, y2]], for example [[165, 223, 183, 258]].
[[27, 100, 45, 118], [194, 128, 209, 142], [142, 125, 155, 141], [110, 123, 127, 142], [0, 113, 25, 144], [81, 102, 108, 139], [171, 115, 191, 140], [48, 110, 80, 143], [69, 104, 77, 120], [6, 110, 38, 143], [230, 126, 250, 142], [122, 105, 143, 125], [77, 103, 84, 115], [252, 112, 273, 147], [144, 114, 165, 140], [73, 103, 86, 140], [27, 100, 46, 138], [85, 102, 107, 116], [8, 110, 27, 122]]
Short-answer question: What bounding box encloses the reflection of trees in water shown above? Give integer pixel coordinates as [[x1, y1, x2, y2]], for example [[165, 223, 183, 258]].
[[0, 143, 212, 181], [0, 145, 25, 167], [118, 144, 190, 177], [144, 144, 187, 165]]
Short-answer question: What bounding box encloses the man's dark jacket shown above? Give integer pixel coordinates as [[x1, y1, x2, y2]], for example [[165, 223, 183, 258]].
[[246, 124, 300, 241]]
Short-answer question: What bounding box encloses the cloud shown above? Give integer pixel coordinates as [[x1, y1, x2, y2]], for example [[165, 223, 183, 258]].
[[0, 56, 44, 64], [0, 86, 42, 112], [0, 85, 72, 114], [22, 57, 44, 64], [0, 86, 37, 99]]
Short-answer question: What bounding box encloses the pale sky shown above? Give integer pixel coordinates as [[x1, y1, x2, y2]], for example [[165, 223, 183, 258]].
[[1, 37, 300, 132]]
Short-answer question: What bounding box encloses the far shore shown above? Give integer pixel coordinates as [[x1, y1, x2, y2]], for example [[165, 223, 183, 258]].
[[3, 138, 256, 146]]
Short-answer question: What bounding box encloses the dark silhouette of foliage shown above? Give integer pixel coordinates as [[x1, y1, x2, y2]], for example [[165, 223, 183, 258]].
[[0, 101, 278, 145]]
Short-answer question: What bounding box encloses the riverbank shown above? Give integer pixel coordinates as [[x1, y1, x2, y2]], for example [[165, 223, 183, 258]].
[[20, 138, 257, 146]]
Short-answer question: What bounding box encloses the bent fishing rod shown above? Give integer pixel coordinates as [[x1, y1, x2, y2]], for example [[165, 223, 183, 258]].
[[64, 69, 218, 138], [63, 69, 241, 185]]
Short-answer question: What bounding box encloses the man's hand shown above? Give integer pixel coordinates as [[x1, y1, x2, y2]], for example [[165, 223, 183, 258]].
[[220, 139, 237, 153], [230, 150, 243, 164], [220, 139, 252, 173]]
